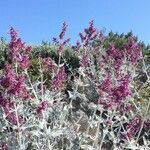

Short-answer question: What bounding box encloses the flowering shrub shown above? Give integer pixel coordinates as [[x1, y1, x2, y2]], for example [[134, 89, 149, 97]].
[[0, 22, 149, 150]]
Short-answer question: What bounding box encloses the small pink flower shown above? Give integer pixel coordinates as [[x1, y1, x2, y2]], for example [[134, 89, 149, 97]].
[[51, 66, 66, 90], [106, 44, 124, 71], [1, 64, 17, 89], [79, 33, 86, 43], [124, 116, 141, 140], [98, 74, 112, 94], [98, 98, 112, 109], [80, 52, 90, 68], [0, 143, 8, 150], [59, 22, 68, 40], [24, 45, 32, 54], [13, 75, 28, 98], [36, 100, 48, 114], [124, 36, 141, 65], [43, 57, 53, 72], [19, 55, 30, 70], [63, 38, 70, 45], [105, 118, 112, 126]]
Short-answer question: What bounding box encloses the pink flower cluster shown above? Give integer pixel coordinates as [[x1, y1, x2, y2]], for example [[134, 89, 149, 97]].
[[97, 74, 131, 112], [53, 22, 70, 54], [0, 28, 31, 126], [111, 75, 131, 104], [125, 116, 142, 140], [79, 20, 97, 46], [106, 44, 124, 71], [51, 66, 66, 90], [0, 96, 22, 125], [77, 22, 142, 118], [9, 27, 31, 70], [1, 64, 28, 99], [0, 22, 147, 148], [124, 37, 141, 65]]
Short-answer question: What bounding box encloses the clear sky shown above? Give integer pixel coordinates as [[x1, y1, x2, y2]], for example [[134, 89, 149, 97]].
[[0, 0, 150, 45]]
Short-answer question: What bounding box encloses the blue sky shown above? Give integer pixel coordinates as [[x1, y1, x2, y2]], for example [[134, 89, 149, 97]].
[[0, 0, 150, 44]]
